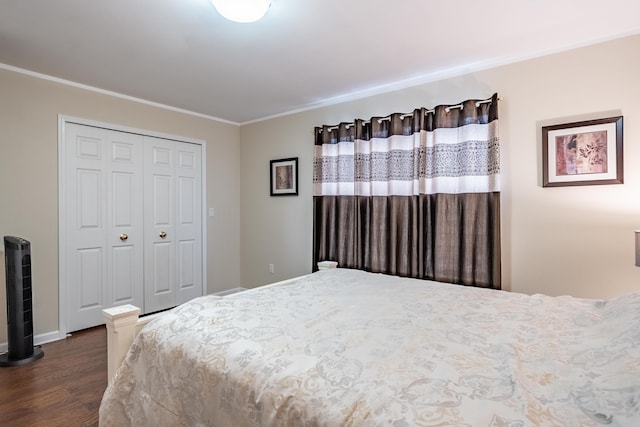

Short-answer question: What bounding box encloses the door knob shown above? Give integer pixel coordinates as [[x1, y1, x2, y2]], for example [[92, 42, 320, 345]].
[[159, 231, 167, 239], [120, 233, 128, 241]]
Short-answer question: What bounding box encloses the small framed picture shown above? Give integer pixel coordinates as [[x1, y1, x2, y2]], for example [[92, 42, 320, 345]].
[[542, 116, 623, 187], [270, 157, 298, 196]]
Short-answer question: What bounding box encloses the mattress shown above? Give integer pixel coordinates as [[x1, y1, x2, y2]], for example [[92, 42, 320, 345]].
[[99, 268, 640, 426]]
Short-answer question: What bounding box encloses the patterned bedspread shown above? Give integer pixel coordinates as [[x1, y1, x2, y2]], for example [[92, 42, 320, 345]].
[[99, 268, 640, 426]]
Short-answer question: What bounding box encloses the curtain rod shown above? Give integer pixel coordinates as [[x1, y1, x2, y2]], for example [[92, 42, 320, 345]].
[[318, 97, 500, 133]]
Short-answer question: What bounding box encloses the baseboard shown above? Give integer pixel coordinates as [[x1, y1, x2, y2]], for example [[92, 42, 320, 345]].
[[213, 287, 247, 296], [0, 330, 64, 353]]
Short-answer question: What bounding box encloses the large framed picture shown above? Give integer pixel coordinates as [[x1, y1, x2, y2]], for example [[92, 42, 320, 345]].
[[270, 157, 298, 196], [542, 116, 623, 187]]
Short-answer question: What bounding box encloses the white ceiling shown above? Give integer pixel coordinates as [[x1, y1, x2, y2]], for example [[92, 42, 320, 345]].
[[1, 0, 639, 124]]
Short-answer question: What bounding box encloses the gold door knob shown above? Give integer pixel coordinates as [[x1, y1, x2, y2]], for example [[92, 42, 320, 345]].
[[159, 231, 167, 239], [120, 233, 128, 241]]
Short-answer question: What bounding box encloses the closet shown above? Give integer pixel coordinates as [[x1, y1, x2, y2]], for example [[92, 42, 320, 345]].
[[61, 121, 203, 332]]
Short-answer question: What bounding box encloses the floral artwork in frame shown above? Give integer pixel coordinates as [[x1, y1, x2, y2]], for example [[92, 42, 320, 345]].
[[542, 116, 623, 187]]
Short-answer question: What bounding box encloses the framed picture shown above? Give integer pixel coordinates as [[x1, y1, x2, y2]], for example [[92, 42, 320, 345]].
[[270, 157, 298, 196], [542, 116, 623, 187]]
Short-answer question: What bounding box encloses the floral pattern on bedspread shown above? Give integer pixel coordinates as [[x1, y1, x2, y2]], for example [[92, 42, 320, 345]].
[[99, 269, 640, 426]]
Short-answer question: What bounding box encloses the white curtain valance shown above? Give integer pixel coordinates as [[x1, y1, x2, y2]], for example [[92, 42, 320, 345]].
[[313, 95, 500, 196]]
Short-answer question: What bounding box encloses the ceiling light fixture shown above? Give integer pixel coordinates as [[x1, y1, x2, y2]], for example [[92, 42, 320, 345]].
[[211, 0, 271, 23]]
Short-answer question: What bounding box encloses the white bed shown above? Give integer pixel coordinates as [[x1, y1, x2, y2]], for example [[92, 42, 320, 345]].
[[99, 268, 640, 426]]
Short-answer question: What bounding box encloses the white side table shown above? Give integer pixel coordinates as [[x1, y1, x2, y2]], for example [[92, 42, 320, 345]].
[[317, 260, 338, 270]]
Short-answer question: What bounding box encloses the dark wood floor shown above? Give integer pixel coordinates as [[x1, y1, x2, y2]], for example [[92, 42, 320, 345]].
[[0, 326, 107, 427]]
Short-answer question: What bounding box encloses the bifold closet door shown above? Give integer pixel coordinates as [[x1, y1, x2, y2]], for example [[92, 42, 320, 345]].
[[65, 124, 144, 332], [143, 137, 202, 313]]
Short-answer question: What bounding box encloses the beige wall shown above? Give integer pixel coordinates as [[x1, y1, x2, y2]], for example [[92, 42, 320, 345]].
[[0, 69, 242, 343], [240, 34, 640, 299]]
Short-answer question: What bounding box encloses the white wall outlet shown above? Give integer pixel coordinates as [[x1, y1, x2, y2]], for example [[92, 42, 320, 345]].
[[209, 208, 215, 217], [268, 264, 274, 274]]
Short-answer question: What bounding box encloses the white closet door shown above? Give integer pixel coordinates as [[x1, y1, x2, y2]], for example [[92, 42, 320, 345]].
[[143, 137, 203, 312], [143, 137, 176, 313], [175, 142, 202, 305], [108, 131, 145, 309], [65, 124, 144, 331]]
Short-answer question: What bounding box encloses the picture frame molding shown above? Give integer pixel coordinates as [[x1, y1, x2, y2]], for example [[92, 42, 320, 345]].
[[270, 157, 299, 196], [542, 116, 623, 187]]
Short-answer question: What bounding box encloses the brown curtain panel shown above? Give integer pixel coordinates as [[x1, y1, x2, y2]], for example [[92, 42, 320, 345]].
[[313, 94, 501, 289]]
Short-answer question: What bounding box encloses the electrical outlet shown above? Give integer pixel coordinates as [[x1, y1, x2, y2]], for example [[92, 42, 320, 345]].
[[268, 264, 274, 274]]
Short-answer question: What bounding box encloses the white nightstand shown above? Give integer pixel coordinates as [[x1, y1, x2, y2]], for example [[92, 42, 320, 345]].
[[317, 260, 338, 270]]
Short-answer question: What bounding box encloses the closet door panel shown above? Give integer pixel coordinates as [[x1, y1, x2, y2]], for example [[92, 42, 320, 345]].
[[110, 170, 140, 305], [112, 245, 136, 303], [78, 169, 102, 230], [65, 124, 144, 331], [178, 239, 195, 290], [175, 143, 202, 304], [152, 242, 172, 294], [143, 138, 202, 311], [106, 131, 144, 309], [144, 137, 177, 313], [152, 174, 172, 225], [112, 172, 134, 226], [66, 125, 108, 331], [76, 248, 103, 310]]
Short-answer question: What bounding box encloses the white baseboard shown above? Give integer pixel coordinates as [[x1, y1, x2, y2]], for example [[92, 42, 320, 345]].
[[0, 330, 65, 353], [213, 287, 247, 296]]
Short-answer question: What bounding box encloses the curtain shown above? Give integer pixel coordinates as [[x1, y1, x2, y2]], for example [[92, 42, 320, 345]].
[[313, 93, 500, 289]]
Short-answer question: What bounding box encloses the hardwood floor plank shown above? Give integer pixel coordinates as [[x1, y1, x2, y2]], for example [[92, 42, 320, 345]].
[[0, 326, 107, 427]]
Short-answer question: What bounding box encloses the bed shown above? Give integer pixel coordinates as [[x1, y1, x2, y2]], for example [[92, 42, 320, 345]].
[[98, 268, 640, 426]]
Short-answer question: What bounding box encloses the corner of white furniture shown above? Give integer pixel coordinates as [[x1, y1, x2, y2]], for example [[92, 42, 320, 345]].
[[103, 304, 143, 382], [317, 260, 338, 270]]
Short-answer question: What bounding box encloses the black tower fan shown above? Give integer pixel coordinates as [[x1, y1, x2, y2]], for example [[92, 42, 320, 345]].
[[0, 236, 44, 366]]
